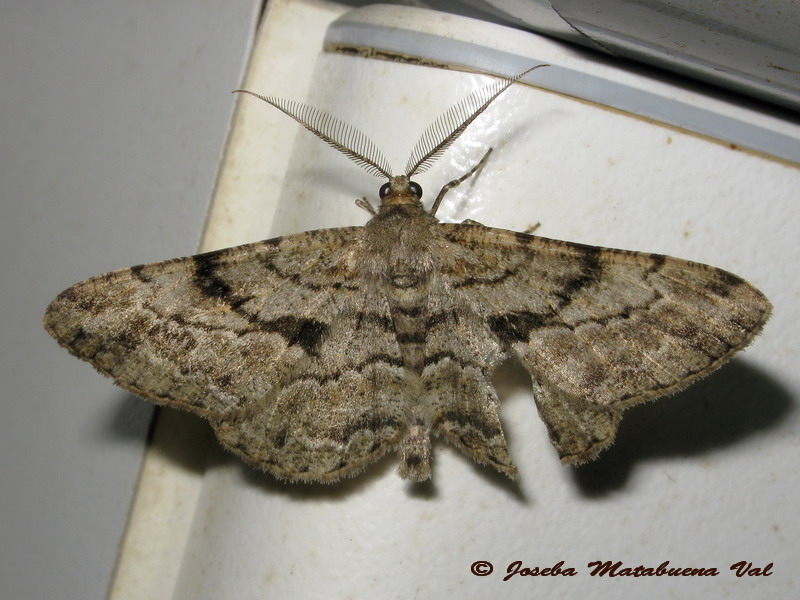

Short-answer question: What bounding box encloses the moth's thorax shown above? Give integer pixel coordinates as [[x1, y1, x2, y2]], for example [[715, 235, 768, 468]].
[[362, 195, 439, 286]]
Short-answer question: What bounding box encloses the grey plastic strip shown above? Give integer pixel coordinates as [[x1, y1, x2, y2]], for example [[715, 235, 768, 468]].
[[325, 12, 800, 164]]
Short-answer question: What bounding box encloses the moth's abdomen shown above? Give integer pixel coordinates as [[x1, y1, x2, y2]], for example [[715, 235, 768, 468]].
[[385, 277, 430, 374]]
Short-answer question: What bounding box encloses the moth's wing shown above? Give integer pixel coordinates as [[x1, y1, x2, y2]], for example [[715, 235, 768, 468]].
[[437, 224, 771, 464], [45, 228, 407, 482]]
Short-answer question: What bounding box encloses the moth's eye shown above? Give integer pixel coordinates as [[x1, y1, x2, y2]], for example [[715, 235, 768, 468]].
[[409, 181, 423, 198], [379, 182, 391, 199]]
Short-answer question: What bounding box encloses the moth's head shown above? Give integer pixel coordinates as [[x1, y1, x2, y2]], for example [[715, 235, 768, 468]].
[[379, 175, 423, 207]]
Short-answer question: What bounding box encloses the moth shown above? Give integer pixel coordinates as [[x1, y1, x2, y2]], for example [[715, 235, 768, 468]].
[[45, 66, 771, 483]]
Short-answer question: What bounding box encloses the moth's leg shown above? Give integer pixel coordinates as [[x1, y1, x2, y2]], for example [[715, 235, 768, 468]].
[[430, 148, 493, 216], [461, 218, 540, 231], [355, 197, 377, 216], [460, 218, 539, 232], [523, 222, 541, 234]]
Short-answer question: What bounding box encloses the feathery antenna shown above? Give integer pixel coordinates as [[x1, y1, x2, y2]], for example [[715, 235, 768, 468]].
[[404, 65, 548, 177], [233, 90, 393, 179], [234, 65, 548, 181]]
